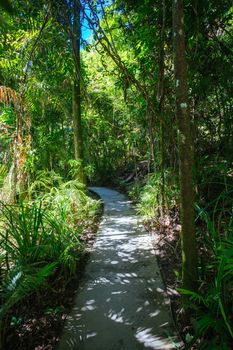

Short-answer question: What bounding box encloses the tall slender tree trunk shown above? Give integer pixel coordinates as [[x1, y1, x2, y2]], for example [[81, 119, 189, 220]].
[[172, 0, 198, 291], [72, 0, 86, 184], [157, 0, 166, 213], [146, 98, 155, 172]]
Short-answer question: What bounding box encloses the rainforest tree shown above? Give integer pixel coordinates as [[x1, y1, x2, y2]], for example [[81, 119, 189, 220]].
[[172, 0, 198, 291]]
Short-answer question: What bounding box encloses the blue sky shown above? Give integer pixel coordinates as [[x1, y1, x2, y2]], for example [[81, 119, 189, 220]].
[[82, 21, 93, 42], [81, 1, 110, 42], [81, 4, 94, 42]]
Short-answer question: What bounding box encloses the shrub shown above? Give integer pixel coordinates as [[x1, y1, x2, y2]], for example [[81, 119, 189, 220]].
[[0, 180, 100, 347], [179, 191, 233, 349], [135, 170, 179, 220]]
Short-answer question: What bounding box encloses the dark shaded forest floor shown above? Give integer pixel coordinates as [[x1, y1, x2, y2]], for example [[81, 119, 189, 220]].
[[145, 212, 183, 336], [147, 211, 199, 350]]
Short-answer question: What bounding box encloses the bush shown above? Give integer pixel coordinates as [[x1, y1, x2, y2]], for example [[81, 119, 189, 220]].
[[41, 180, 100, 235], [134, 170, 179, 220], [28, 170, 63, 198], [0, 179, 100, 347], [179, 191, 233, 349]]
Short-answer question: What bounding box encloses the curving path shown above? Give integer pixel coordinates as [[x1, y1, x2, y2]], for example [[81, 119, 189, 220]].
[[59, 188, 180, 350]]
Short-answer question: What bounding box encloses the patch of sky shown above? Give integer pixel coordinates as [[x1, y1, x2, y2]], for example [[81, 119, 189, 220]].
[[81, 0, 113, 44]]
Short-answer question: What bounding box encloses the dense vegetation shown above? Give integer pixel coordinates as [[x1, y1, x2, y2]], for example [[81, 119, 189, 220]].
[[0, 0, 232, 348]]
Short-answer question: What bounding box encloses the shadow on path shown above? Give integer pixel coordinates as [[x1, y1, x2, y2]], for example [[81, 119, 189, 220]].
[[58, 188, 181, 350]]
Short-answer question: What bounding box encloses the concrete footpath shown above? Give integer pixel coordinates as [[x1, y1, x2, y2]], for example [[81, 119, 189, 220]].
[[58, 187, 180, 350]]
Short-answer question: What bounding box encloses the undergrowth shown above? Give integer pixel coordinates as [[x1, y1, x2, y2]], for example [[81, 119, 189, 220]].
[[128, 170, 179, 220], [180, 186, 233, 349], [126, 160, 233, 349], [0, 172, 100, 349]]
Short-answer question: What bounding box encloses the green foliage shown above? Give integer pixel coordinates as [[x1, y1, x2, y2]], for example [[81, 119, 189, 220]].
[[179, 198, 233, 349], [0, 0, 13, 28], [0, 0, 13, 14], [0, 106, 15, 126], [28, 170, 63, 198], [0, 179, 99, 345], [0, 200, 80, 272], [0, 165, 7, 187], [134, 171, 179, 220], [41, 179, 100, 246], [0, 263, 57, 320], [0, 107, 15, 166], [68, 159, 85, 179]]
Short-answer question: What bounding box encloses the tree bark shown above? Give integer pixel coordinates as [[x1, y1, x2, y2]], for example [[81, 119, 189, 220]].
[[157, 0, 166, 213], [172, 0, 198, 291], [72, 0, 86, 184], [73, 80, 85, 183]]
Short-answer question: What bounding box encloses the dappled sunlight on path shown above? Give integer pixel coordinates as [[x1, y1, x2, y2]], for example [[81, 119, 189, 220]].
[[59, 188, 180, 350]]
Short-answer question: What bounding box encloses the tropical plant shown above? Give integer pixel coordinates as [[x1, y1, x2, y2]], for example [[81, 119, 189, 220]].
[[135, 171, 179, 220], [0, 263, 56, 348], [179, 196, 233, 349], [0, 174, 100, 347], [28, 170, 63, 198], [41, 179, 100, 234], [0, 165, 7, 188], [0, 200, 82, 271]]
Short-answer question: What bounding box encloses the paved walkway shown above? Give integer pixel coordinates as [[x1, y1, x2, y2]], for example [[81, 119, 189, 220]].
[[59, 188, 180, 350]]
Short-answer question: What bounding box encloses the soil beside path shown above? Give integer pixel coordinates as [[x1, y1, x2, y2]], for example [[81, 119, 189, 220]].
[[58, 187, 180, 350]]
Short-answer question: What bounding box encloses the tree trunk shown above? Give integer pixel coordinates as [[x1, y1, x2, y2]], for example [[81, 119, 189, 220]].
[[13, 104, 31, 200], [73, 80, 85, 183], [72, 0, 86, 184], [172, 0, 198, 291], [0, 86, 31, 202], [157, 0, 166, 213]]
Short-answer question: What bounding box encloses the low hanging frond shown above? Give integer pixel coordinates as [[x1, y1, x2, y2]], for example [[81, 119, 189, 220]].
[[0, 86, 21, 109]]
